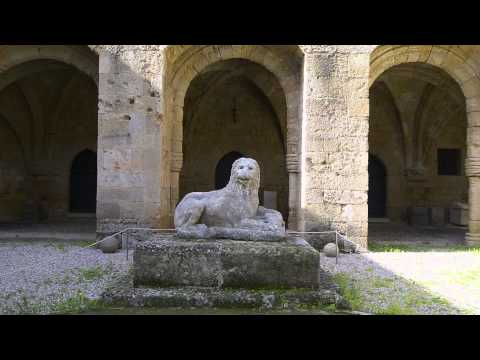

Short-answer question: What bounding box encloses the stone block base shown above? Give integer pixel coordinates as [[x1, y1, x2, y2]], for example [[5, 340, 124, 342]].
[[102, 286, 340, 310], [133, 235, 328, 290]]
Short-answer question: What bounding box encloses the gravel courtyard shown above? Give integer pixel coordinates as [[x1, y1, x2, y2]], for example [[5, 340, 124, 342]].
[[0, 239, 131, 314], [0, 224, 479, 315]]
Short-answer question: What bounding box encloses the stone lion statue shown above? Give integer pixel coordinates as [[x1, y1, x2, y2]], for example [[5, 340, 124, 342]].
[[174, 157, 286, 241]]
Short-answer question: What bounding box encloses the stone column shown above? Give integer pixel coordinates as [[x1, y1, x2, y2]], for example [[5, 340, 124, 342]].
[[286, 153, 299, 230], [300, 46, 372, 249], [96, 46, 168, 237], [170, 151, 183, 225], [466, 115, 480, 245]]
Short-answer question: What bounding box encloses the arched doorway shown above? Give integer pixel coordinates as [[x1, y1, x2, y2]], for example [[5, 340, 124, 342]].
[[368, 46, 476, 244], [69, 150, 97, 213], [0, 51, 98, 223], [215, 151, 245, 189], [178, 59, 290, 221], [368, 155, 387, 218], [369, 62, 467, 225], [165, 45, 303, 230]]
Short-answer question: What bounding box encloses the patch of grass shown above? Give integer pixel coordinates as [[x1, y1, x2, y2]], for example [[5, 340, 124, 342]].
[[442, 267, 480, 288], [371, 277, 394, 288], [323, 303, 337, 312], [78, 266, 107, 281], [14, 291, 44, 315], [332, 270, 462, 315], [60, 273, 73, 285], [51, 291, 105, 314], [71, 240, 95, 248], [332, 273, 364, 311], [404, 292, 451, 309], [369, 242, 480, 254], [47, 242, 67, 252], [374, 302, 416, 315]]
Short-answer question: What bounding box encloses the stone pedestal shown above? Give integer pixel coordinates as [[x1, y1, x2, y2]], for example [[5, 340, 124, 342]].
[[133, 235, 325, 290]]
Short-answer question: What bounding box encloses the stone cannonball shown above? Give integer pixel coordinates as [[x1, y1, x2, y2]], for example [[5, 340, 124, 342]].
[[99, 236, 120, 254], [323, 242, 339, 257]]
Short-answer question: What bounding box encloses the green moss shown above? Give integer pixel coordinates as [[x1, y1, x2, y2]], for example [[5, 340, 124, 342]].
[[51, 291, 106, 314]]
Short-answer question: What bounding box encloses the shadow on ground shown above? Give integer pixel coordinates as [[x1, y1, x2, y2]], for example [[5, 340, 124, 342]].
[[319, 223, 479, 315]]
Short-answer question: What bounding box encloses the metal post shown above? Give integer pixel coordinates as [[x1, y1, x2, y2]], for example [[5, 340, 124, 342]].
[[335, 232, 338, 264]]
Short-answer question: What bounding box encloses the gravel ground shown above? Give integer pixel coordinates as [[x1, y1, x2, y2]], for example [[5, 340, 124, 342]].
[[1, 232, 478, 315], [322, 250, 480, 315], [0, 240, 132, 314]]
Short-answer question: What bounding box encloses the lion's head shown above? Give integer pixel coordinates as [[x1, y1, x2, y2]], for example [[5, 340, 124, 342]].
[[228, 157, 260, 191]]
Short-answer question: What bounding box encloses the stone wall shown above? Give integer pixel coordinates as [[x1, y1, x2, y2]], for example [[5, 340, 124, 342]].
[[92, 45, 374, 247], [5, 45, 480, 247]]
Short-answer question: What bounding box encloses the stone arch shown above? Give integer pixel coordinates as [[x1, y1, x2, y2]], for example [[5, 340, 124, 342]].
[[0, 45, 98, 86], [370, 46, 476, 168], [165, 45, 303, 229], [0, 46, 99, 222], [0, 113, 29, 222], [370, 46, 479, 239], [370, 80, 407, 169], [418, 84, 466, 167]]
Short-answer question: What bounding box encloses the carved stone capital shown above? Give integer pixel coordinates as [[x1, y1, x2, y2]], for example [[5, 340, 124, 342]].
[[286, 154, 300, 173]]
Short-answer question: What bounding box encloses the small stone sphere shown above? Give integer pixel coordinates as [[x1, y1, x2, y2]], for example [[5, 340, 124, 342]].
[[323, 242, 339, 257], [100, 237, 120, 254]]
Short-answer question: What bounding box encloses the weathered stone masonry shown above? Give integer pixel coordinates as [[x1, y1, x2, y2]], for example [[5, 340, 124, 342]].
[[2, 45, 480, 250], [90, 45, 480, 249]]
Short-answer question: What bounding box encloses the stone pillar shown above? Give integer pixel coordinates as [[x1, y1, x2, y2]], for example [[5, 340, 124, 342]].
[[286, 153, 299, 230], [300, 46, 372, 249], [170, 151, 183, 225], [466, 115, 480, 245], [96, 46, 168, 236]]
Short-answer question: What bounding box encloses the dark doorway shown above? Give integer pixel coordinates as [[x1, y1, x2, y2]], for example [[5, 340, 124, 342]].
[[70, 150, 97, 213], [215, 151, 245, 189], [368, 154, 387, 218]]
